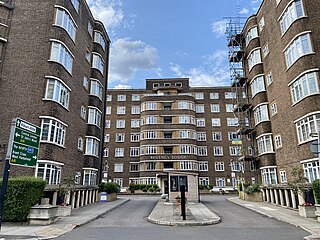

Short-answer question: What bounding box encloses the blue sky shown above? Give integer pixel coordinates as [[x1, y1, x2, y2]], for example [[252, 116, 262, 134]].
[[87, 0, 263, 89]]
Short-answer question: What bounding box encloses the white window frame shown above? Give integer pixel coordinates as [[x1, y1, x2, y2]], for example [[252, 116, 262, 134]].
[[114, 163, 124, 173], [251, 75, 265, 97], [83, 168, 98, 186], [54, 6, 77, 41], [210, 92, 219, 99], [279, 0, 305, 34], [44, 76, 71, 109], [117, 106, 126, 115], [85, 136, 100, 157], [256, 134, 274, 155], [197, 132, 207, 141], [40, 116, 67, 147], [212, 118, 221, 127], [116, 119, 126, 128], [90, 79, 103, 100], [213, 147, 223, 156], [93, 31, 106, 51], [216, 178, 226, 187], [275, 134, 282, 149], [92, 52, 105, 74], [116, 133, 125, 142], [35, 160, 63, 185], [248, 48, 262, 71], [115, 148, 124, 157], [49, 39, 74, 73], [253, 103, 269, 125], [295, 112, 320, 144], [87, 107, 102, 127], [199, 161, 208, 171], [261, 167, 278, 185]]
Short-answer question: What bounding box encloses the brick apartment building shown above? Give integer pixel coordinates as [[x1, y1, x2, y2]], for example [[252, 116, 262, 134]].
[[0, 0, 110, 186], [229, 0, 320, 190], [103, 78, 256, 192]]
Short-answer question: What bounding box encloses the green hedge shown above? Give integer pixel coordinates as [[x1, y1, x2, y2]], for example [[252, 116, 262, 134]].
[[128, 184, 160, 192], [313, 179, 320, 204], [0, 177, 46, 222], [99, 182, 120, 194]]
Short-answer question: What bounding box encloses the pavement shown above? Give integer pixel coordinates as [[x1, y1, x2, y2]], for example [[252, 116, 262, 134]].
[[147, 199, 221, 226], [228, 197, 320, 240], [0, 198, 130, 240], [1, 195, 320, 240]]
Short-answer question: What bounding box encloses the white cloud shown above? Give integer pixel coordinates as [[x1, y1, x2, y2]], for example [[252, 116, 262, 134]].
[[239, 8, 249, 15], [211, 20, 228, 38], [86, 0, 124, 30], [109, 38, 159, 82], [169, 50, 230, 87], [112, 84, 132, 89]]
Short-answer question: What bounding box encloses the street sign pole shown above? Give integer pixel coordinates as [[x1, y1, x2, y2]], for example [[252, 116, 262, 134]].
[[0, 119, 16, 231]]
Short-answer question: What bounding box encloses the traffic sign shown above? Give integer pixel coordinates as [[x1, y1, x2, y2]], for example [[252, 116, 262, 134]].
[[9, 118, 41, 167]]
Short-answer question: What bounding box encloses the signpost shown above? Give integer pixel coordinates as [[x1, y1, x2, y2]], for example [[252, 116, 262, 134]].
[[0, 118, 41, 231]]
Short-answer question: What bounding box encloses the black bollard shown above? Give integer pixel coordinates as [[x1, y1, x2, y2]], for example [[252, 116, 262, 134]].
[[180, 185, 186, 220]]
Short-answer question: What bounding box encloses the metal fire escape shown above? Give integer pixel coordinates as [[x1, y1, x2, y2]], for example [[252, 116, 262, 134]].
[[226, 14, 258, 182]]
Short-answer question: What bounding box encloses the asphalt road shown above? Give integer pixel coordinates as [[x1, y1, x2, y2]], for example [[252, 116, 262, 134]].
[[55, 195, 308, 240]]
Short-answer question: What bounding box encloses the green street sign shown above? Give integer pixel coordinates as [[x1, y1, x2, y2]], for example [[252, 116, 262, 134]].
[[9, 118, 41, 167]]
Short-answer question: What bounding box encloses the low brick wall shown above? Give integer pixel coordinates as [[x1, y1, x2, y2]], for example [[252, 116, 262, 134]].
[[239, 191, 263, 202]]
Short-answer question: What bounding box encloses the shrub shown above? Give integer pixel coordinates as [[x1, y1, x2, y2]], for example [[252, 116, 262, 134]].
[[313, 179, 320, 204], [98, 182, 120, 194], [243, 183, 261, 194], [0, 176, 46, 222]]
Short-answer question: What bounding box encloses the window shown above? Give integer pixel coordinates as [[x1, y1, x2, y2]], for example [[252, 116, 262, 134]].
[[248, 48, 262, 71], [179, 115, 191, 124], [85, 49, 91, 63], [146, 162, 156, 171], [212, 132, 222, 141], [49, 40, 73, 73], [263, 43, 269, 58], [228, 132, 240, 141], [78, 137, 83, 151], [113, 178, 123, 187], [197, 118, 206, 127], [195, 92, 204, 99], [303, 160, 320, 183], [267, 72, 273, 86], [171, 176, 188, 192], [198, 146, 207, 156], [116, 119, 125, 128], [257, 134, 274, 155], [103, 148, 108, 157], [131, 106, 140, 114], [280, 170, 287, 183], [90, 79, 103, 99], [104, 134, 110, 142], [54, 7, 76, 41], [106, 95, 112, 101], [212, 118, 220, 127], [254, 104, 269, 125], [274, 134, 282, 149], [216, 178, 226, 187], [41, 117, 67, 147], [231, 161, 243, 172], [199, 162, 208, 171], [130, 147, 139, 156], [175, 82, 182, 87], [106, 106, 111, 115], [213, 147, 223, 156], [280, 0, 305, 34], [115, 148, 124, 157], [225, 92, 236, 99], [196, 104, 205, 113], [153, 83, 159, 88], [270, 102, 278, 116], [230, 146, 241, 156], [132, 94, 140, 101], [163, 116, 172, 124], [246, 26, 258, 46], [131, 119, 140, 128], [44, 77, 70, 109], [85, 137, 99, 157], [146, 116, 157, 124], [88, 21, 93, 37], [88, 107, 102, 127], [295, 112, 320, 143], [117, 106, 126, 115], [211, 104, 220, 113], [92, 53, 104, 74], [180, 161, 193, 170], [130, 164, 139, 172], [261, 167, 277, 185], [290, 71, 319, 104], [146, 102, 157, 110], [210, 92, 219, 99], [114, 163, 123, 173], [83, 76, 88, 90], [164, 83, 171, 87], [83, 169, 97, 186], [116, 133, 125, 142], [145, 145, 157, 154], [117, 95, 125, 102], [225, 104, 234, 113], [105, 119, 111, 128], [179, 130, 191, 139], [251, 75, 265, 97], [285, 33, 313, 68], [145, 131, 156, 139], [199, 177, 209, 186], [259, 17, 265, 31], [94, 31, 106, 50], [35, 161, 62, 185], [164, 132, 172, 139], [227, 118, 239, 126], [197, 132, 206, 141], [180, 145, 197, 154], [70, 0, 79, 12], [131, 133, 140, 142]]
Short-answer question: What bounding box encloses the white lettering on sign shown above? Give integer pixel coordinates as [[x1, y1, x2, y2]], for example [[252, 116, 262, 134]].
[[19, 121, 37, 133]]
